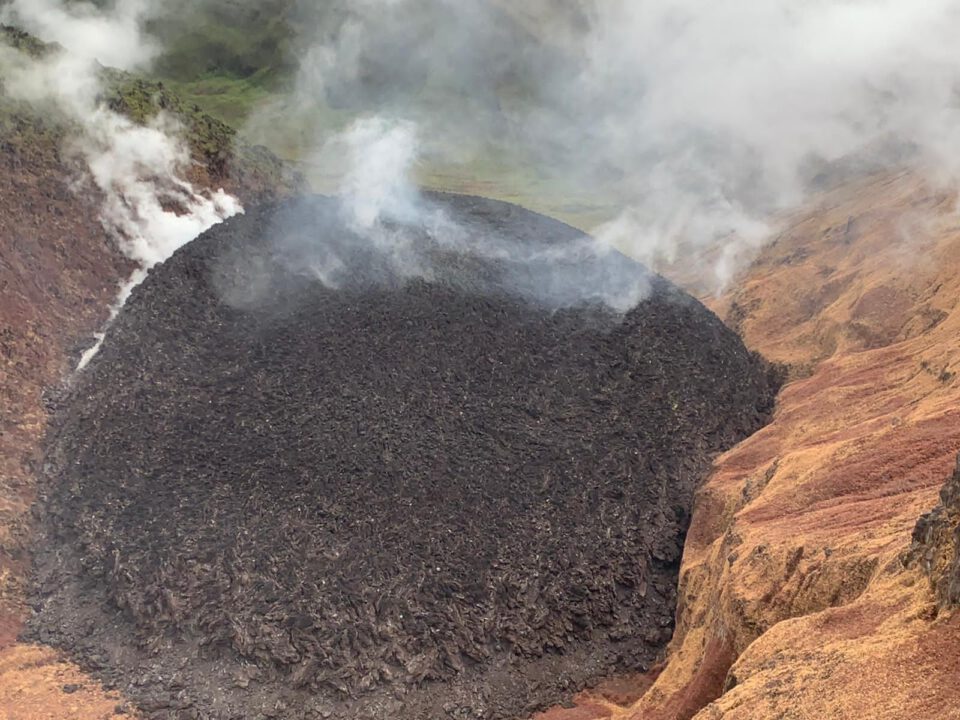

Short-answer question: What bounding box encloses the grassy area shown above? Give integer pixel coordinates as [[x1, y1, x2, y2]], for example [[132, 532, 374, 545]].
[[0, 24, 53, 57], [416, 158, 618, 232], [4, 13, 616, 229], [130, 1, 619, 227], [103, 70, 302, 195], [0, 23, 300, 199], [293, 114, 618, 231], [162, 73, 276, 130], [143, 1, 295, 127]]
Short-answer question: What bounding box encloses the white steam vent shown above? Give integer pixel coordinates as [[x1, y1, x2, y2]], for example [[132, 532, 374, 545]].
[[0, 0, 243, 371]]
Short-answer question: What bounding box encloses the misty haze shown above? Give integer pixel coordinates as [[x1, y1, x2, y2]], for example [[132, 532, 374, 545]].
[[1, 2, 959, 720]]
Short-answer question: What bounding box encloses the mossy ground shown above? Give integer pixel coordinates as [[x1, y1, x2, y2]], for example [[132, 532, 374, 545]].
[[3, 14, 613, 227], [135, 8, 615, 229], [0, 24, 54, 58], [0, 24, 299, 198]]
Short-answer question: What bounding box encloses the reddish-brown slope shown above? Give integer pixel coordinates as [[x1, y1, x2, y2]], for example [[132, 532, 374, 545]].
[[625, 170, 960, 719], [0, 136, 131, 645], [540, 170, 960, 720], [0, 126, 132, 717]]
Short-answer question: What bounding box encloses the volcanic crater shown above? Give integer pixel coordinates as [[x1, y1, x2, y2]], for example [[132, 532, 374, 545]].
[[28, 193, 778, 719]]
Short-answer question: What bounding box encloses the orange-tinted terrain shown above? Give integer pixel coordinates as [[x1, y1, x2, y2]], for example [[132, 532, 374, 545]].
[[541, 170, 960, 720], [3, 158, 960, 717]]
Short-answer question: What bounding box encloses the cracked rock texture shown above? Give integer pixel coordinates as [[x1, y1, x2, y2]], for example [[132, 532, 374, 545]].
[[29, 193, 775, 720]]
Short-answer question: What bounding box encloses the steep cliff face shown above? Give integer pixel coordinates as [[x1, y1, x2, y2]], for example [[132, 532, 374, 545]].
[[619, 171, 960, 719], [912, 455, 960, 609]]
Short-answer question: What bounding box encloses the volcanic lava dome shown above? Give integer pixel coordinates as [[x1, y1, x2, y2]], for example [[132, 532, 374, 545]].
[[30, 194, 777, 719]]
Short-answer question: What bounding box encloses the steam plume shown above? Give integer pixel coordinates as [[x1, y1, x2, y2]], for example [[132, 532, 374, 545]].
[[2, 0, 159, 70], [10, 0, 960, 310], [265, 0, 960, 299], [1, 0, 243, 367], [334, 116, 421, 232], [258, 112, 651, 312]]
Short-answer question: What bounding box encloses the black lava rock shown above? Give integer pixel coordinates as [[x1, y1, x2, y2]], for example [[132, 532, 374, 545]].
[[29, 193, 777, 720]]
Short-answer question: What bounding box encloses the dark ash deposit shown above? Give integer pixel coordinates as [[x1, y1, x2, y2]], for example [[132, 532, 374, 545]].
[[29, 193, 778, 719]]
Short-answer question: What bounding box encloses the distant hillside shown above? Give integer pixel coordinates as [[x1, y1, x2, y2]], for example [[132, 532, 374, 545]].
[[0, 24, 301, 197], [3, 3, 613, 227], [145, 0, 296, 127]]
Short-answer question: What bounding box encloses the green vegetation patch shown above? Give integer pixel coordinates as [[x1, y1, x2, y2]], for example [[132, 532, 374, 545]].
[[0, 24, 300, 198], [0, 24, 57, 59], [103, 70, 238, 167]]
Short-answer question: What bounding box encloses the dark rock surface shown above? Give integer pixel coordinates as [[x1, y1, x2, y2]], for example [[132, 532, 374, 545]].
[[911, 453, 960, 608], [28, 193, 777, 719]]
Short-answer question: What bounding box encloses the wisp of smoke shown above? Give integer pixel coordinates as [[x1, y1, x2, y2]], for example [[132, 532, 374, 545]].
[[286, 116, 447, 289], [1, 0, 243, 367], [262, 112, 650, 311], [82, 109, 243, 268], [262, 0, 960, 304], [334, 116, 421, 232], [2, 0, 160, 70]]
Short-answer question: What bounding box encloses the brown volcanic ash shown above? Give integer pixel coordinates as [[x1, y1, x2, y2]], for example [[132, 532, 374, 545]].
[[28, 193, 777, 719]]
